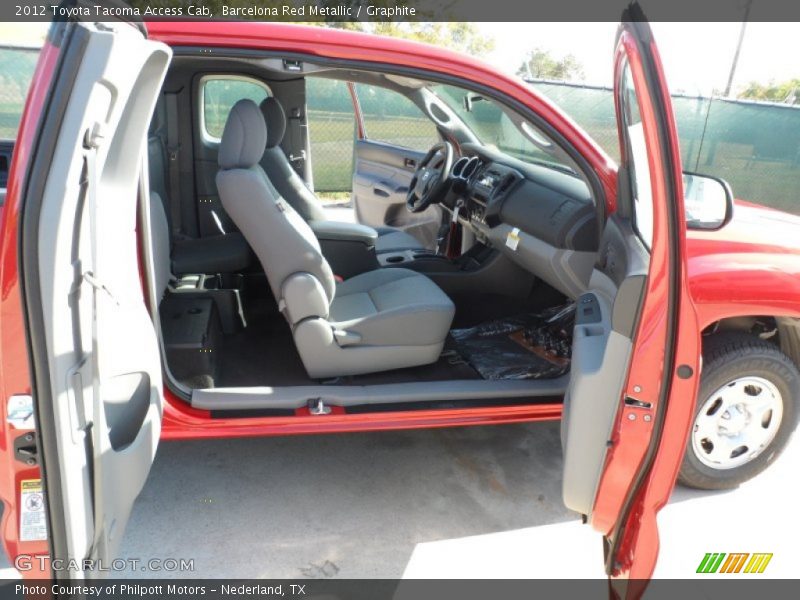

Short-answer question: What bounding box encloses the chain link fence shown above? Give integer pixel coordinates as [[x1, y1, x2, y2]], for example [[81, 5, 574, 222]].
[[530, 79, 800, 215], [0, 46, 39, 139]]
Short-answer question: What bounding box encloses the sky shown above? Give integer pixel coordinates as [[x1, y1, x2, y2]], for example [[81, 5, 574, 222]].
[[479, 22, 800, 95], [2, 21, 798, 96]]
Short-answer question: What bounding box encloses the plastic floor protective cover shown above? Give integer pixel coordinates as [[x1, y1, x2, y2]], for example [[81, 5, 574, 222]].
[[450, 304, 575, 380]]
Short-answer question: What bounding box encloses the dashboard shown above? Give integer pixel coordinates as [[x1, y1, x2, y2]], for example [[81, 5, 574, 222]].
[[445, 143, 599, 298], [448, 143, 598, 253]]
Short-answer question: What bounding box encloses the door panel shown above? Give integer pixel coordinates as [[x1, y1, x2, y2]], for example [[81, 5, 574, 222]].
[[20, 20, 169, 576], [562, 215, 648, 516], [560, 6, 701, 587], [353, 139, 441, 249]]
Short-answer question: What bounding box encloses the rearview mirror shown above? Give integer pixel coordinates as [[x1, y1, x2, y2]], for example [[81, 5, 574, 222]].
[[463, 92, 487, 112], [683, 172, 734, 231]]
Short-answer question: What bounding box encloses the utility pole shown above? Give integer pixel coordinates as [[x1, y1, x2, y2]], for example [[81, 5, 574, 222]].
[[723, 0, 753, 97]]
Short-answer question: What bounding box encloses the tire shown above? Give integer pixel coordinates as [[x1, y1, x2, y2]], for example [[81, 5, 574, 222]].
[[678, 331, 800, 490]]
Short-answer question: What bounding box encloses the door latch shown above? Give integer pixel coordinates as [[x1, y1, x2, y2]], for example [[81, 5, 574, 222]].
[[7, 394, 34, 429], [14, 432, 38, 466], [308, 398, 332, 415]]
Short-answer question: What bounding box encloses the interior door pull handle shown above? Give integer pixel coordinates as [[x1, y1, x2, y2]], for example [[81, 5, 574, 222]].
[[404, 158, 416, 168], [373, 187, 390, 198]]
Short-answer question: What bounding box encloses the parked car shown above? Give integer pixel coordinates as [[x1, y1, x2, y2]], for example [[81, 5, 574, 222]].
[[1, 5, 798, 589]]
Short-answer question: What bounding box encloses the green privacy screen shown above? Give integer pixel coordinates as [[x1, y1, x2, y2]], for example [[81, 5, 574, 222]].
[[530, 80, 800, 215]]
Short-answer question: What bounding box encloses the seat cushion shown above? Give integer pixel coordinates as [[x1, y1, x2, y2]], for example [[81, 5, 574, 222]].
[[374, 227, 425, 253], [172, 232, 253, 275], [330, 268, 454, 347]]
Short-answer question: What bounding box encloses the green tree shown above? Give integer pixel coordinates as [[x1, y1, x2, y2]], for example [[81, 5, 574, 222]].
[[517, 48, 584, 81], [322, 22, 494, 57], [738, 79, 800, 104]]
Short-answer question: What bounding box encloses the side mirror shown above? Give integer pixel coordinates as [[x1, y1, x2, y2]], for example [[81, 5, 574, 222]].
[[683, 172, 734, 231]]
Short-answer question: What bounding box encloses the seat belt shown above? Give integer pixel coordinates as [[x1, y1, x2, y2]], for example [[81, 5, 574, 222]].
[[81, 122, 118, 308], [165, 92, 183, 236], [286, 105, 307, 179]]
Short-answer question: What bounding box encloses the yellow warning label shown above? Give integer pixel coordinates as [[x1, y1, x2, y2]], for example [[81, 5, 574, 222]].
[[20, 479, 47, 542], [505, 227, 521, 251], [21, 480, 41, 493]]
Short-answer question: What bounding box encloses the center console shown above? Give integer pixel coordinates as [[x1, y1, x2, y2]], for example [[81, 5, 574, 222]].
[[381, 242, 532, 298]]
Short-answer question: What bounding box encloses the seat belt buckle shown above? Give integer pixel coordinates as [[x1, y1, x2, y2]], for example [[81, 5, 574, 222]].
[[167, 143, 181, 161]]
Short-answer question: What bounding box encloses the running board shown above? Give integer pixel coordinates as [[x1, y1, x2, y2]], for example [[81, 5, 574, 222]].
[[191, 377, 570, 411]]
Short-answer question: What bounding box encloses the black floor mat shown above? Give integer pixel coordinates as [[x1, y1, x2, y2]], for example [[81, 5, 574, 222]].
[[450, 304, 575, 380], [216, 305, 309, 387]]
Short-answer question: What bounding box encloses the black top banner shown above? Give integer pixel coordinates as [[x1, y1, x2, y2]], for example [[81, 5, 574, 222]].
[[3, 0, 800, 23]]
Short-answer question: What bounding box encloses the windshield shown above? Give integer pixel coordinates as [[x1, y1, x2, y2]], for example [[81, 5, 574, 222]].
[[430, 84, 576, 174]]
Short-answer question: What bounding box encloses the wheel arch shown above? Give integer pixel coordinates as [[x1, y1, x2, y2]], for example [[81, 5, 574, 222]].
[[702, 315, 800, 368]]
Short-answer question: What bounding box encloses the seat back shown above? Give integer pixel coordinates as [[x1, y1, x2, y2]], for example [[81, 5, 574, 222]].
[[216, 100, 336, 319], [259, 97, 326, 223]]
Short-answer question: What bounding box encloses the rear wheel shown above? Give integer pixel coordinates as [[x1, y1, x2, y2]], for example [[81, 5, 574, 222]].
[[678, 332, 800, 490]]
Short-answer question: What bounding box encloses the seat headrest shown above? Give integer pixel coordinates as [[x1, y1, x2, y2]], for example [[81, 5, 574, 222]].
[[218, 99, 267, 169], [260, 97, 287, 149]]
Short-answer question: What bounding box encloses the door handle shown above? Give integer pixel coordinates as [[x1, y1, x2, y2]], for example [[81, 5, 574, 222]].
[[373, 182, 392, 197], [404, 158, 417, 168]]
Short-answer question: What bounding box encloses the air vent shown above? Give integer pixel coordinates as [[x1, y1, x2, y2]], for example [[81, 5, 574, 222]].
[[452, 156, 469, 179], [462, 156, 481, 180]]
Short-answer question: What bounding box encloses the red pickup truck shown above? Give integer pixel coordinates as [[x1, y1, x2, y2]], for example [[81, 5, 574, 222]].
[[0, 7, 797, 590]]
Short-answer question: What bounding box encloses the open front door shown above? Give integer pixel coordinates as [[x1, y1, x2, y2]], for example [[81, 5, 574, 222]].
[[18, 19, 170, 577], [560, 6, 701, 590]]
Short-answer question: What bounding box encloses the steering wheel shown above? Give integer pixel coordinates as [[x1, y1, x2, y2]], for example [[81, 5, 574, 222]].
[[406, 141, 454, 213]]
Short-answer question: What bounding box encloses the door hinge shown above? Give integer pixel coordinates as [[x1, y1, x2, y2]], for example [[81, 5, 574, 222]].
[[14, 432, 38, 466]]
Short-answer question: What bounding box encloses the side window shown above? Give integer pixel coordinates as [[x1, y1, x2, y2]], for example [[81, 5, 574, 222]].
[[354, 83, 439, 151], [201, 76, 269, 140], [0, 47, 39, 140], [620, 61, 654, 249], [306, 78, 356, 193]]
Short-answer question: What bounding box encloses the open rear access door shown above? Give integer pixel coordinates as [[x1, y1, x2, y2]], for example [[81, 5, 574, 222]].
[[560, 5, 701, 595], [17, 18, 170, 577]]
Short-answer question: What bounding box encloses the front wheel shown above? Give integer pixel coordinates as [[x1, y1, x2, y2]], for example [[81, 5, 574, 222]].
[[678, 332, 800, 490]]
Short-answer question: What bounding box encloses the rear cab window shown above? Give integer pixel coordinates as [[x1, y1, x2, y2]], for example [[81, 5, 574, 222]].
[[200, 76, 270, 141]]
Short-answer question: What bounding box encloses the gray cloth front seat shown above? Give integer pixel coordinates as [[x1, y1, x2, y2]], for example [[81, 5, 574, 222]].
[[217, 100, 455, 378], [258, 97, 425, 254]]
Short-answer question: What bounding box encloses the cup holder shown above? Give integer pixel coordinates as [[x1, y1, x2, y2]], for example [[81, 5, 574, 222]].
[[385, 255, 405, 263]]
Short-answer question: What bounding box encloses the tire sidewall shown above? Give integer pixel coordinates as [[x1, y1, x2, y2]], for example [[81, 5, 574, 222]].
[[682, 347, 799, 488]]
